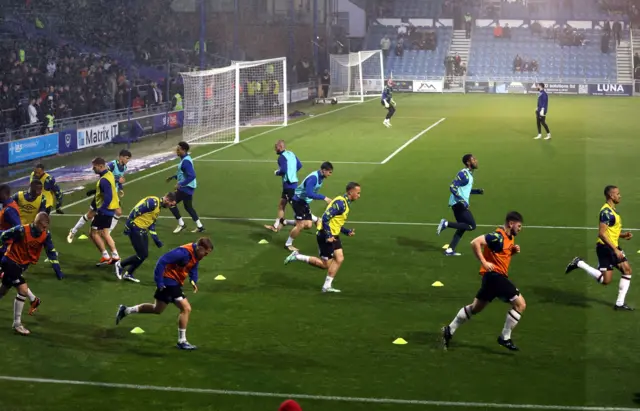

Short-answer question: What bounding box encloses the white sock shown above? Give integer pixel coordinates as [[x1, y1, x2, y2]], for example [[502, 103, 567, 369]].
[[444, 221, 449, 228], [125, 305, 140, 315], [13, 294, 26, 326], [26, 289, 36, 303], [500, 309, 521, 340], [111, 249, 119, 259], [295, 254, 310, 263], [109, 216, 120, 231], [101, 250, 109, 259], [284, 219, 296, 226], [72, 215, 89, 234], [616, 275, 632, 306], [178, 218, 184, 226], [273, 218, 281, 229], [178, 328, 187, 343], [311, 214, 319, 223], [323, 276, 334, 289], [196, 219, 203, 228], [577, 260, 603, 283], [449, 305, 473, 334], [285, 236, 294, 247]]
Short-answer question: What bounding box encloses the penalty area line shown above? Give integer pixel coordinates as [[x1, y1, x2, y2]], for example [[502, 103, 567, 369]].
[[381, 118, 446, 164], [0, 376, 634, 411]]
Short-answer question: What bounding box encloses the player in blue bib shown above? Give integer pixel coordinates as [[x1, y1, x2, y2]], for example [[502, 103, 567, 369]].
[[264, 140, 303, 233], [67, 149, 131, 243], [166, 141, 205, 233]]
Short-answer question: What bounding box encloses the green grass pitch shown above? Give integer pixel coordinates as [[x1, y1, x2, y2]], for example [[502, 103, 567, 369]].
[[2, 94, 640, 411]]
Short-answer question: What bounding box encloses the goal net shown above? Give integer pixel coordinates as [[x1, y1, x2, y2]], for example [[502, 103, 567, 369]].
[[180, 56, 287, 144], [328, 50, 384, 103]]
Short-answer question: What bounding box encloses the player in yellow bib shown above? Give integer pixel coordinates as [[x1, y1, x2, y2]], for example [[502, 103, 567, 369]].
[[115, 193, 177, 283], [284, 182, 361, 292], [12, 180, 46, 224], [30, 163, 63, 214], [566, 185, 634, 310], [89, 158, 121, 266]]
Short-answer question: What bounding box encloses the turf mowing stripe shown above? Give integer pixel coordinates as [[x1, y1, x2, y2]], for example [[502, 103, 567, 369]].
[[380, 118, 446, 164], [196, 159, 381, 164], [54, 214, 640, 231], [60, 101, 371, 212], [0, 375, 634, 411]]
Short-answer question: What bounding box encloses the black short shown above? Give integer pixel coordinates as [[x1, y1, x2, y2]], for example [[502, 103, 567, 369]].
[[292, 200, 312, 221], [175, 190, 193, 204], [452, 202, 476, 229], [0, 259, 26, 289], [128, 229, 149, 259], [317, 232, 343, 260], [91, 213, 113, 230], [476, 271, 520, 303], [596, 243, 627, 272], [154, 285, 186, 304], [281, 188, 295, 203], [322, 85, 329, 97]]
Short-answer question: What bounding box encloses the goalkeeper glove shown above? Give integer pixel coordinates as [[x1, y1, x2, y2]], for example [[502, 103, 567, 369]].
[[384, 101, 390, 108], [539, 108, 545, 116], [391, 99, 396, 107]]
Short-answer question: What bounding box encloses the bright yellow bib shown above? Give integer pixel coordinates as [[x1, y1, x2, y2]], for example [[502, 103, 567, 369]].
[[598, 203, 622, 247], [17, 191, 44, 224], [132, 196, 161, 230], [95, 171, 120, 211]]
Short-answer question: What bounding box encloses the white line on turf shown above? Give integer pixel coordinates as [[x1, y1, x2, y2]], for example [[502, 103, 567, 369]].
[[196, 159, 381, 165], [0, 376, 633, 411], [54, 214, 640, 231], [60, 102, 369, 212], [380, 118, 446, 164]]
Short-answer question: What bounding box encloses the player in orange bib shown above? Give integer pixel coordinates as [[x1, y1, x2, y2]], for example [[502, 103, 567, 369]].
[[115, 237, 214, 350], [441, 211, 525, 351], [0, 212, 64, 335]]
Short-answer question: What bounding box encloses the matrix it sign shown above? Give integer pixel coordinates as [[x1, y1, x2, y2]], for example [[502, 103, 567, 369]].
[[412, 80, 444, 93], [77, 122, 119, 149], [588, 83, 632, 96], [8, 133, 59, 164]]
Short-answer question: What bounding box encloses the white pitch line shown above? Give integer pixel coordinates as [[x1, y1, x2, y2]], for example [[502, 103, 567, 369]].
[[60, 102, 369, 211], [196, 159, 381, 165], [380, 118, 446, 164], [0, 376, 634, 411], [54, 214, 640, 231]]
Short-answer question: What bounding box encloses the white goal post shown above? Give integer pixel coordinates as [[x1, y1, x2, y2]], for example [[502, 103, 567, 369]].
[[328, 50, 384, 103], [180, 56, 287, 144]]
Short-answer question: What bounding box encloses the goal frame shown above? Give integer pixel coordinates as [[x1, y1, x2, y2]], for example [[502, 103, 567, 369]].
[[328, 50, 385, 103]]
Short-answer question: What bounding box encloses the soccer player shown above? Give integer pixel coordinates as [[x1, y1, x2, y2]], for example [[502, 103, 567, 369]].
[[12, 180, 46, 225], [30, 163, 64, 214], [115, 192, 178, 283], [67, 150, 131, 242], [0, 184, 21, 232], [90, 157, 120, 266], [0, 212, 64, 334], [565, 185, 633, 310], [115, 237, 214, 350], [264, 140, 302, 233], [381, 79, 396, 128], [441, 211, 525, 351], [284, 182, 361, 293], [284, 162, 333, 251], [533, 83, 551, 140], [166, 142, 205, 234], [436, 154, 484, 256]]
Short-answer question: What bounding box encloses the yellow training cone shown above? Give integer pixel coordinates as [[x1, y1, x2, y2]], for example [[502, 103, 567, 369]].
[[130, 327, 145, 334], [78, 234, 89, 240], [214, 275, 226, 281], [432, 281, 444, 287], [258, 239, 269, 244], [442, 243, 449, 249], [393, 338, 408, 345]]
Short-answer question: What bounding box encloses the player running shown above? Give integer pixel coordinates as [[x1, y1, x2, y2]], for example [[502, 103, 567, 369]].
[[115, 193, 177, 283], [284, 162, 333, 251], [533, 83, 551, 140], [381, 79, 396, 128], [264, 140, 302, 233], [166, 142, 205, 234], [13, 180, 46, 225], [0, 212, 64, 334], [89, 158, 120, 266], [284, 182, 361, 293], [436, 154, 484, 256], [565, 185, 633, 310], [441, 211, 525, 351], [30, 163, 63, 214], [67, 150, 131, 243], [115, 237, 214, 350]]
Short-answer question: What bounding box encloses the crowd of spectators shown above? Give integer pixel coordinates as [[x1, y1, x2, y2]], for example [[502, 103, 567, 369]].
[[512, 55, 539, 73], [381, 22, 439, 58]]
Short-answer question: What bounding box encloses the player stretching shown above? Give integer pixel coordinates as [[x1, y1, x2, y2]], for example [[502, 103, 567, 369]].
[[30, 163, 63, 214], [0, 212, 64, 334], [90, 158, 120, 266], [533, 83, 551, 140], [166, 142, 205, 234], [381, 79, 396, 128], [284, 162, 333, 251], [284, 182, 361, 293], [565, 185, 633, 310], [115, 237, 214, 350], [264, 140, 302, 233], [441, 211, 525, 351], [13, 180, 46, 224], [115, 193, 177, 283], [436, 154, 484, 256], [67, 150, 131, 242]]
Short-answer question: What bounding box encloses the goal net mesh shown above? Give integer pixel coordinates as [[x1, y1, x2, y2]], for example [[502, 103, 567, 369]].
[[328, 50, 384, 103]]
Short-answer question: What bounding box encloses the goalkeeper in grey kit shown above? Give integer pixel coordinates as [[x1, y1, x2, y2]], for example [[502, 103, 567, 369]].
[[381, 80, 396, 128]]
